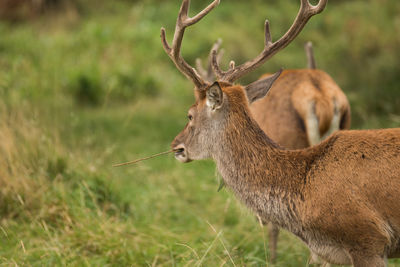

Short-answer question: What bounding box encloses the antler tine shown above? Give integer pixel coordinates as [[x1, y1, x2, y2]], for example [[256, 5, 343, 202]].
[[195, 58, 208, 80], [208, 39, 223, 78], [305, 41, 316, 69], [264, 20, 272, 46], [212, 0, 328, 83], [196, 38, 223, 83], [308, 0, 328, 15], [211, 42, 225, 79], [161, 0, 220, 89]]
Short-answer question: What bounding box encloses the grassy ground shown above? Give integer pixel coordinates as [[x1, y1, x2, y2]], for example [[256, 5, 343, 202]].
[[0, 0, 399, 266]]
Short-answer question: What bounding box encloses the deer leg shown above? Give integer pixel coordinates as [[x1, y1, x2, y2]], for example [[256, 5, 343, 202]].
[[321, 261, 331, 267], [308, 251, 319, 264], [268, 223, 279, 264], [321, 100, 340, 141], [308, 252, 331, 267], [305, 102, 321, 146]]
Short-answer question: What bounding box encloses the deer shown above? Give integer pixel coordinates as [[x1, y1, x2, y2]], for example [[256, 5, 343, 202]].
[[161, 0, 400, 266], [196, 39, 351, 265], [252, 41, 351, 266]]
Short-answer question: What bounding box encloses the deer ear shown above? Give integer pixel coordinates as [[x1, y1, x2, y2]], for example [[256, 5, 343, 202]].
[[244, 68, 283, 104], [206, 82, 223, 110]]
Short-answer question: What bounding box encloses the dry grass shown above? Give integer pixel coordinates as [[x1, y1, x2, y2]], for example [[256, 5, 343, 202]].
[[0, 103, 55, 220]]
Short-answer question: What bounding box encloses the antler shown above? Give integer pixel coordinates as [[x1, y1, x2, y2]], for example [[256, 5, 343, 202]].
[[161, 0, 220, 90], [211, 0, 328, 83], [195, 39, 224, 83]]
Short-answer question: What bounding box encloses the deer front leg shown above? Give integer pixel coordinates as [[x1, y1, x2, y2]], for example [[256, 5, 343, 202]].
[[308, 252, 331, 267], [268, 223, 280, 264]]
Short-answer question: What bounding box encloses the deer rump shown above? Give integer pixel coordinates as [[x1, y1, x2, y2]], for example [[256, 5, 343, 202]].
[[251, 69, 350, 149]]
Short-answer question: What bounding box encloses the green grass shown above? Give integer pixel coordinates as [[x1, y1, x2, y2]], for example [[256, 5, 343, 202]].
[[0, 0, 399, 266]]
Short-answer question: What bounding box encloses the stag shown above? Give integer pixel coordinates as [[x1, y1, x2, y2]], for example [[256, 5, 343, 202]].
[[162, 0, 400, 266], [197, 28, 351, 267], [198, 41, 351, 264], [252, 42, 351, 266]]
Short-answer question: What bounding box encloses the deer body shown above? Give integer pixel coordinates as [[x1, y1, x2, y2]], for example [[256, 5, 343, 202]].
[[198, 42, 351, 263], [251, 69, 350, 148], [252, 68, 350, 265], [176, 84, 400, 266]]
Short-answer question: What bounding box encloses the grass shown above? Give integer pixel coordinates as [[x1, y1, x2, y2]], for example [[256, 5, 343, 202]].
[[0, 0, 399, 266]]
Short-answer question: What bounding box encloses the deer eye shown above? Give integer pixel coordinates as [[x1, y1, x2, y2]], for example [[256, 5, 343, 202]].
[[188, 114, 193, 121]]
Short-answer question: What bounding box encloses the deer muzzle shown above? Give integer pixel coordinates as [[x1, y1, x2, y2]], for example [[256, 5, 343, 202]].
[[172, 143, 191, 163]]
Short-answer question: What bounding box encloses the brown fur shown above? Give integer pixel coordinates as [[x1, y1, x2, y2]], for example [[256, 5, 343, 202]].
[[172, 83, 400, 267], [251, 68, 350, 265], [251, 69, 350, 149]]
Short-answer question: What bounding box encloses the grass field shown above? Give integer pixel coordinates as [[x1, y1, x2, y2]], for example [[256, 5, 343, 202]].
[[0, 0, 399, 266]]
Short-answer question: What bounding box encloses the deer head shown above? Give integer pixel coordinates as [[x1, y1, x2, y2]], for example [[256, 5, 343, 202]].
[[161, 0, 328, 162]]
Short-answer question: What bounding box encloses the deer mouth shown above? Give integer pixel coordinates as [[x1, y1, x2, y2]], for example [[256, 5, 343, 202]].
[[174, 148, 184, 156], [173, 146, 191, 163]]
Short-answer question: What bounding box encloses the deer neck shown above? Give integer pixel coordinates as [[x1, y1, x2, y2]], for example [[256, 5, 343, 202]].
[[212, 110, 310, 229]]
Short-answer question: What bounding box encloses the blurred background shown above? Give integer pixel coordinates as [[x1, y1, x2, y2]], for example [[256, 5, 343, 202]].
[[0, 0, 399, 265]]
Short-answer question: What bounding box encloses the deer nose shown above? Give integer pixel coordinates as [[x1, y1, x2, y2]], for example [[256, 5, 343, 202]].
[[172, 143, 190, 163]]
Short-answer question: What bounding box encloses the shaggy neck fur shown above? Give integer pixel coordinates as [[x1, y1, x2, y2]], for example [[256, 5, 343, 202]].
[[211, 86, 313, 233]]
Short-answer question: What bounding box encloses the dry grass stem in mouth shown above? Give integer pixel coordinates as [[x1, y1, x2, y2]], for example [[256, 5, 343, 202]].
[[112, 149, 177, 167]]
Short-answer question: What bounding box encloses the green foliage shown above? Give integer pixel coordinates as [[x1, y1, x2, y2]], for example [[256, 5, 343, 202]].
[[47, 156, 68, 179], [0, 0, 399, 266], [71, 69, 104, 106]]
